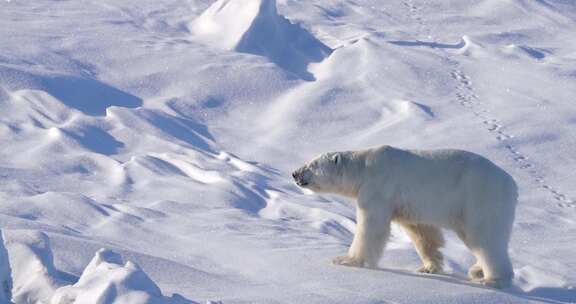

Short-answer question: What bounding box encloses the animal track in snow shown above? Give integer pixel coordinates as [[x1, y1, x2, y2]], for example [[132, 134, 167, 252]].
[[402, 0, 429, 37], [402, 0, 576, 210], [400, 0, 576, 210], [401, 2, 553, 194], [448, 64, 575, 209]]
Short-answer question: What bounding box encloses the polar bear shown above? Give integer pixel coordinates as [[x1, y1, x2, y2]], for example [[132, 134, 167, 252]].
[[292, 145, 517, 288]]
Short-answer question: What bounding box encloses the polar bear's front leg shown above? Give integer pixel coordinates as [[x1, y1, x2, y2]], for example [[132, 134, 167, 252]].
[[400, 223, 445, 274], [333, 205, 391, 269]]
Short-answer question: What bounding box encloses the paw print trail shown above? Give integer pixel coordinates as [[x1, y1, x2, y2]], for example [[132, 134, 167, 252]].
[[401, 0, 575, 210], [447, 60, 575, 210]]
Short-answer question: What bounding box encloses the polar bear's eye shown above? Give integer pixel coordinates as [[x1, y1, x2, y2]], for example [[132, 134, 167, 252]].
[[333, 154, 340, 165]]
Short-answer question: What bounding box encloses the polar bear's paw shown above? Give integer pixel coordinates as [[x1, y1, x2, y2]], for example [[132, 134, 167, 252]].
[[480, 278, 511, 289], [332, 255, 365, 267], [468, 264, 484, 280], [417, 263, 443, 274]]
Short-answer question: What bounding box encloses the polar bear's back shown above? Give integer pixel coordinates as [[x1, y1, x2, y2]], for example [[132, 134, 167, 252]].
[[363, 146, 517, 226], [372, 146, 514, 184]]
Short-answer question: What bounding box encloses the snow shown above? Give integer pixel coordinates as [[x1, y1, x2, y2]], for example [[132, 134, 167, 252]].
[[191, 0, 332, 81], [1, 0, 576, 303], [3, 230, 66, 303], [0, 233, 11, 303], [51, 249, 191, 304]]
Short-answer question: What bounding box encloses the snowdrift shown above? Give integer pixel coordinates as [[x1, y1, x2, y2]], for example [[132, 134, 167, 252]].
[[191, 0, 332, 80], [1, 230, 195, 304]]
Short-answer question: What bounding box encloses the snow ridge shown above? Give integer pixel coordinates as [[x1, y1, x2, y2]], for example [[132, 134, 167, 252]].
[[0, 229, 196, 304], [191, 0, 332, 80]]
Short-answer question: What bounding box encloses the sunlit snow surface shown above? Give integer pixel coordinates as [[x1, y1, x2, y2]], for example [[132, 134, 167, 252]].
[[1, 0, 576, 303]]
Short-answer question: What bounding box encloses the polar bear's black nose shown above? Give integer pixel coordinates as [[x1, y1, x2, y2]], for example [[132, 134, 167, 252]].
[[292, 169, 309, 187]]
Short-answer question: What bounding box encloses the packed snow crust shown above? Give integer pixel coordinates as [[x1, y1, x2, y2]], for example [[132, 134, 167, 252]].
[[1, 0, 576, 303]]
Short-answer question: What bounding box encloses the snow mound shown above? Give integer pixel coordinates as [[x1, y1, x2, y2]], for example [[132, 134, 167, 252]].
[[52, 248, 191, 304], [502, 44, 549, 61], [3, 230, 67, 304], [1, 230, 200, 303], [361, 100, 435, 138], [0, 66, 142, 116], [455, 36, 486, 57], [190, 0, 332, 80]]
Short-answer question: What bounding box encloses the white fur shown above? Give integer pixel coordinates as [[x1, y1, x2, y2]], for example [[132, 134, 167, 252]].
[[293, 145, 517, 288]]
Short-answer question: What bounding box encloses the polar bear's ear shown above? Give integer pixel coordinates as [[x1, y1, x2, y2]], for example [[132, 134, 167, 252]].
[[332, 154, 340, 165]]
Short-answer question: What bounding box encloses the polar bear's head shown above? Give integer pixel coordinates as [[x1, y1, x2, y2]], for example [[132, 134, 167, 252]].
[[292, 152, 357, 197]]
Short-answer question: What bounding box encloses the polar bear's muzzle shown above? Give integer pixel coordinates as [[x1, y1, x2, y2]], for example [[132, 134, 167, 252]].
[[292, 168, 310, 187]]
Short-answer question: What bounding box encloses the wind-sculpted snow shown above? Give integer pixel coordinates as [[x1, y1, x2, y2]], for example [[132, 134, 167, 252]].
[[190, 0, 332, 80], [0, 66, 142, 116], [1, 0, 576, 303], [3, 230, 67, 303], [51, 248, 196, 304], [0, 229, 197, 303]]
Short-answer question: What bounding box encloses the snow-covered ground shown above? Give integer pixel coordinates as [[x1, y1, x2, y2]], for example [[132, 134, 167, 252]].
[[1, 0, 576, 303]]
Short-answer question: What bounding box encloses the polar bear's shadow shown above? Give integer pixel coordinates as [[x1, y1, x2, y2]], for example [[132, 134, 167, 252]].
[[373, 267, 575, 303], [373, 266, 483, 288], [517, 286, 576, 303]]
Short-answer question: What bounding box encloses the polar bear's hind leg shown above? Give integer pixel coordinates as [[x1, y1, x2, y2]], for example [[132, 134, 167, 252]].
[[456, 229, 484, 280], [462, 210, 514, 288]]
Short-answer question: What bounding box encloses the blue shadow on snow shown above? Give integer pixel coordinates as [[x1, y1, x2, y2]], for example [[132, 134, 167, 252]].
[[41, 75, 142, 116], [64, 125, 125, 155], [388, 39, 465, 49], [373, 267, 576, 304]]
